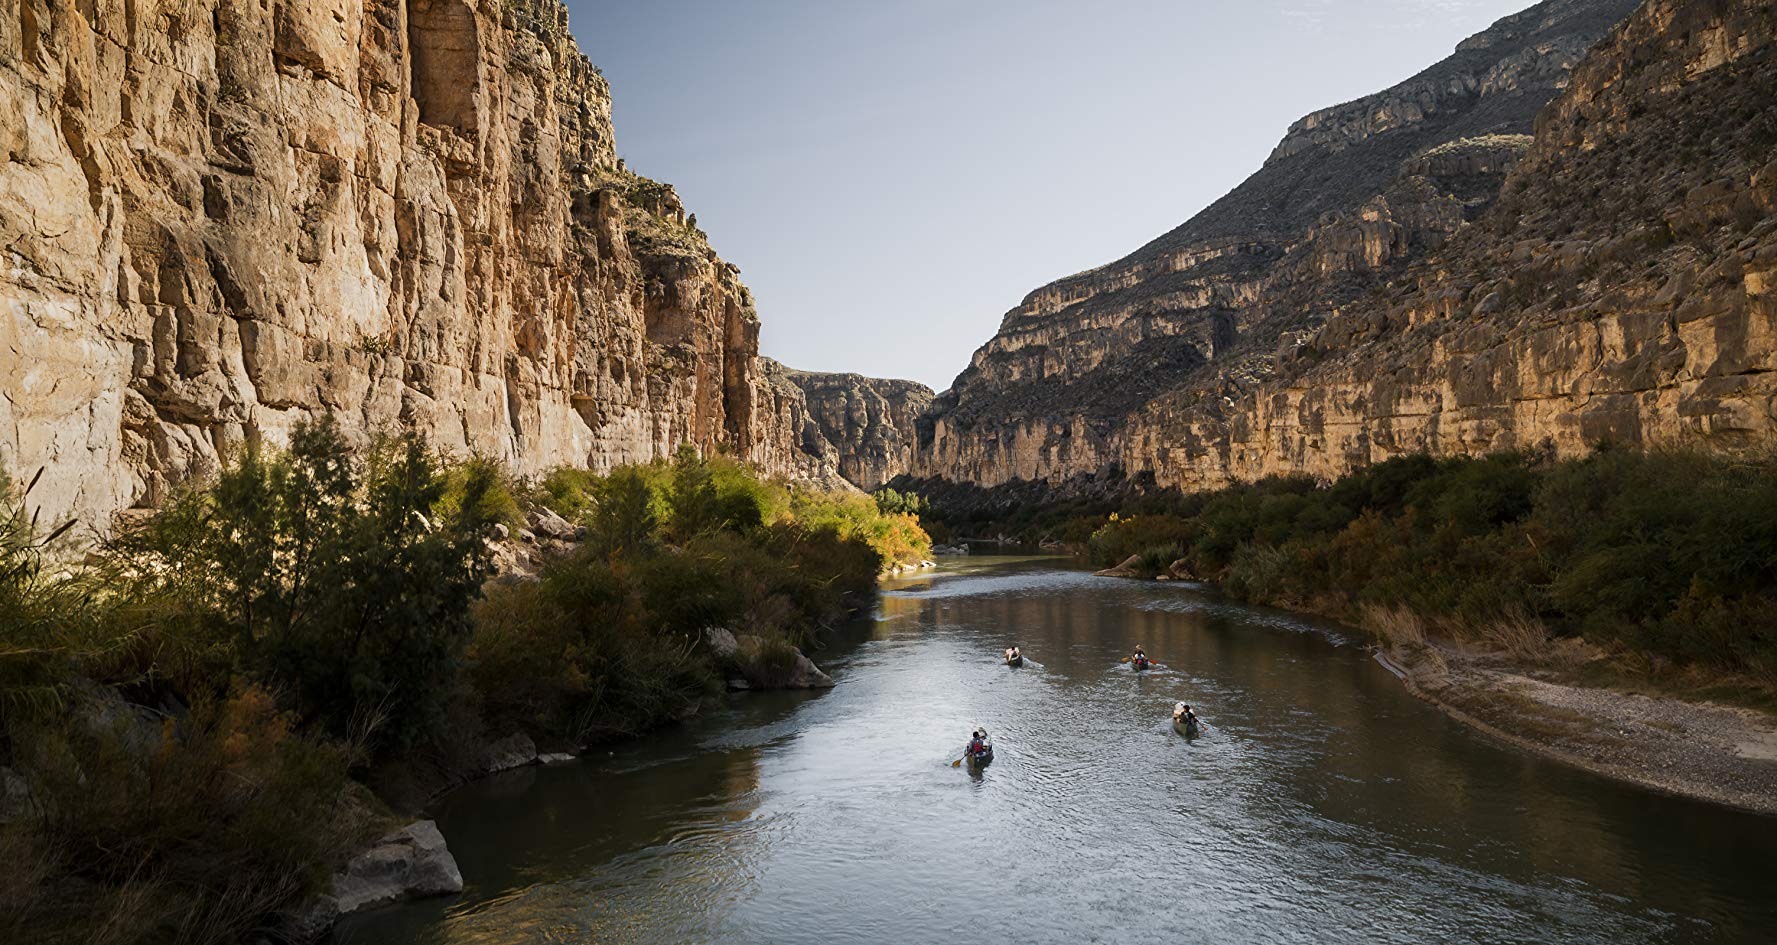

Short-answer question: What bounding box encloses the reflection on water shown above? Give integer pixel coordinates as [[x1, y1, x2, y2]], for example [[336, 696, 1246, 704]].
[[339, 559, 1777, 945]]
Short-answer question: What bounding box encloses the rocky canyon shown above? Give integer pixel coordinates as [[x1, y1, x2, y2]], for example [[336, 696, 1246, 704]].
[[912, 0, 1777, 494], [0, 0, 930, 530]]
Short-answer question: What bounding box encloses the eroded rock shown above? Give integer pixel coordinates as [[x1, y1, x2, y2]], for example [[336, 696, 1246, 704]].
[[480, 733, 539, 773]]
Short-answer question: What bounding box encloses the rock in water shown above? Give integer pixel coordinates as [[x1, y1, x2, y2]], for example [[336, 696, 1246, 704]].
[[288, 820, 464, 936], [1093, 554, 1144, 578], [480, 733, 539, 773], [787, 651, 838, 689]]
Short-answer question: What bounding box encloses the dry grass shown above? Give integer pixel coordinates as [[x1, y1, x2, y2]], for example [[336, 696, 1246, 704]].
[[1476, 608, 1553, 661], [1360, 603, 1426, 648]]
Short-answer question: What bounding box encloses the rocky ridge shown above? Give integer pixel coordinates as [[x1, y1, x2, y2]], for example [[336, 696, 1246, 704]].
[[913, 0, 1733, 490], [765, 360, 934, 490], [0, 0, 846, 530]]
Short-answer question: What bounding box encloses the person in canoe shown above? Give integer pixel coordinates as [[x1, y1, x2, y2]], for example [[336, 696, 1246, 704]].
[[1129, 645, 1153, 670], [955, 727, 993, 767], [1173, 701, 1200, 736], [1004, 646, 1023, 666]]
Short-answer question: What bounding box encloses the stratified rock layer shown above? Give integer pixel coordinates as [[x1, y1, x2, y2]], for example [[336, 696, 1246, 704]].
[[766, 361, 933, 490], [0, 0, 827, 529], [915, 0, 1777, 491]]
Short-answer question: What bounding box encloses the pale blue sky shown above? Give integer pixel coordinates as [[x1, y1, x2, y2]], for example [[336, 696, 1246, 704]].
[[567, 1, 1535, 390]]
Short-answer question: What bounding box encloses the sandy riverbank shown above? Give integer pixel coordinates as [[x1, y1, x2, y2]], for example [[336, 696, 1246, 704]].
[[1375, 645, 1777, 816]]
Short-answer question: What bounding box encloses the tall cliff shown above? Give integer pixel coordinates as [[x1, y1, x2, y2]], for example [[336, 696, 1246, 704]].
[[766, 361, 933, 490], [914, 0, 1763, 490], [0, 0, 835, 529]]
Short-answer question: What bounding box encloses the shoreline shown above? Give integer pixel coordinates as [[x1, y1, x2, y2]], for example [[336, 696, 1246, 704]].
[[1094, 571, 1777, 817], [1375, 644, 1777, 817]]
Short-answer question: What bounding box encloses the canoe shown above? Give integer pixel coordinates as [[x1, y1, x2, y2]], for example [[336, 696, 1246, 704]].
[[1131, 658, 1153, 671], [1173, 717, 1200, 737], [1006, 654, 1024, 667], [964, 742, 994, 769]]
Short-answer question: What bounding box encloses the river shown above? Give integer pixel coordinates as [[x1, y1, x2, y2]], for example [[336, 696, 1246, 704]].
[[338, 558, 1777, 944]]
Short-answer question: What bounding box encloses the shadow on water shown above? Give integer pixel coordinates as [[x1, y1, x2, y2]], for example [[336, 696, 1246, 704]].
[[339, 558, 1777, 945]]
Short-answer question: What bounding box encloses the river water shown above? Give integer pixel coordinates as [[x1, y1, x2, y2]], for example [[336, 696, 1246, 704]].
[[339, 558, 1777, 944]]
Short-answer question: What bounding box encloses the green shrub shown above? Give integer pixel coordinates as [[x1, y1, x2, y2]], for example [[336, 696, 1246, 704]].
[[1077, 449, 1777, 683], [107, 418, 495, 754], [0, 470, 91, 718], [6, 685, 376, 945], [437, 455, 523, 527], [533, 466, 605, 521], [465, 448, 910, 740]]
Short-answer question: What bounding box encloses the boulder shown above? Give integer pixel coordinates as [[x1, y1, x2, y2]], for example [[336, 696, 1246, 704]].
[[480, 733, 538, 773], [316, 821, 463, 928], [703, 626, 740, 661], [1167, 558, 1197, 581], [527, 508, 579, 542], [733, 637, 836, 690], [1093, 554, 1143, 578], [537, 752, 577, 765], [786, 651, 837, 689], [0, 766, 36, 824]]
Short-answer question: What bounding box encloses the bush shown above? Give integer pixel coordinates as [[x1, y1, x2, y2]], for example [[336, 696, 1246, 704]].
[[1077, 449, 1777, 683], [466, 446, 912, 741], [437, 455, 523, 528], [0, 470, 90, 718], [106, 417, 495, 754]]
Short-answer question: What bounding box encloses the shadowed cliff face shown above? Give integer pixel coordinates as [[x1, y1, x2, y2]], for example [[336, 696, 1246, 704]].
[[0, 0, 837, 528], [764, 362, 934, 491], [914, 0, 1742, 490]]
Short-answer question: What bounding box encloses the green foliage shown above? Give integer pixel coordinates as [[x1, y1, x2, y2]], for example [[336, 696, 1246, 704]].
[[534, 466, 605, 521], [6, 685, 375, 945], [0, 470, 93, 718], [437, 455, 523, 527], [1078, 449, 1777, 682], [109, 417, 495, 753], [871, 487, 929, 517], [468, 446, 920, 741]]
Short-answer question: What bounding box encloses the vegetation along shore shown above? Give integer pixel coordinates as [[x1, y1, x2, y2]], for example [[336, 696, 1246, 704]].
[[0, 419, 929, 944]]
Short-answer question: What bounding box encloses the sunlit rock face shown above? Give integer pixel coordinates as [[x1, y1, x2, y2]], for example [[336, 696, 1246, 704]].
[[915, 0, 1777, 492], [0, 0, 836, 529], [766, 361, 934, 491]]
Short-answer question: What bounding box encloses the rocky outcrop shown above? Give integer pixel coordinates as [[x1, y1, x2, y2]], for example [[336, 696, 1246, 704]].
[[915, 0, 1690, 491], [0, 0, 837, 531], [478, 732, 538, 773], [1110, 0, 1777, 491], [290, 820, 462, 935], [766, 360, 933, 489]]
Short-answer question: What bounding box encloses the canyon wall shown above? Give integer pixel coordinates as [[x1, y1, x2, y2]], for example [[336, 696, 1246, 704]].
[[767, 361, 933, 490], [0, 0, 837, 529], [915, 0, 1777, 491]]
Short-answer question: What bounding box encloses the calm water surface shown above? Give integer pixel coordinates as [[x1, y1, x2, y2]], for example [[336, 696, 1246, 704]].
[[340, 558, 1777, 944]]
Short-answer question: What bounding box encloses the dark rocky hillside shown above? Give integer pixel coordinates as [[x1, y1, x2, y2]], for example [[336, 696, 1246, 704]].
[[914, 0, 1709, 490]]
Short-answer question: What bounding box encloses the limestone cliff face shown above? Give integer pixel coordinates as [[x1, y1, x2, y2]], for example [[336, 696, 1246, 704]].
[[766, 362, 933, 490], [915, 0, 1777, 491], [0, 0, 828, 529]]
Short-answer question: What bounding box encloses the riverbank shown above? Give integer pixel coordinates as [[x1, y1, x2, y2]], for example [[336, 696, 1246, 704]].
[[1093, 567, 1777, 815], [1374, 641, 1777, 816]]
